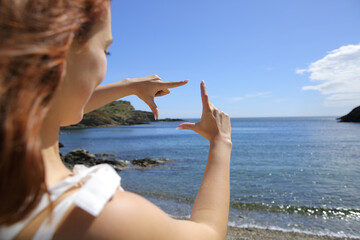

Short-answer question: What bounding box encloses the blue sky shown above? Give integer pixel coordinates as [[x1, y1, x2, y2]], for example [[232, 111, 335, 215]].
[[103, 0, 360, 118]]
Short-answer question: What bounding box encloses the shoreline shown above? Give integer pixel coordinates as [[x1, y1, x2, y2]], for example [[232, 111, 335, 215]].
[[225, 226, 358, 240], [126, 187, 360, 240], [173, 216, 358, 240]]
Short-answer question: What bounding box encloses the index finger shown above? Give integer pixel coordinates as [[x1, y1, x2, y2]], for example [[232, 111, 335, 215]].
[[162, 80, 189, 88], [201, 80, 211, 111]]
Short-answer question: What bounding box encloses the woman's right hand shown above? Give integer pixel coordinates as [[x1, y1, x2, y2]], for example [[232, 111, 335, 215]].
[[177, 81, 232, 144]]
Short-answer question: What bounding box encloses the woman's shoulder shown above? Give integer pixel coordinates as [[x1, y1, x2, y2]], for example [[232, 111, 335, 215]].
[[53, 190, 165, 239], [54, 190, 218, 240]]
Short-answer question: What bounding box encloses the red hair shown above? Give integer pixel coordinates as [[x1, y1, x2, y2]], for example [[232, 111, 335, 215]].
[[0, 0, 109, 225]]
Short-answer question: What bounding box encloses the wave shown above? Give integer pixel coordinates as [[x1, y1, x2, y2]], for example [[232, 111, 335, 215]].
[[231, 202, 360, 219], [129, 189, 195, 203], [227, 223, 360, 239], [129, 188, 360, 220]]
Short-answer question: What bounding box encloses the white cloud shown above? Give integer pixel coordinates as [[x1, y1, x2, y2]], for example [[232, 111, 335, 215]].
[[228, 92, 270, 103], [296, 68, 307, 74], [228, 97, 243, 103], [298, 43, 360, 106]]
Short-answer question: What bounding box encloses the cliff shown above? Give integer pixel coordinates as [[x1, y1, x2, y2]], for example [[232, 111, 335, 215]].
[[63, 100, 154, 129], [62, 100, 183, 129], [337, 106, 360, 123]]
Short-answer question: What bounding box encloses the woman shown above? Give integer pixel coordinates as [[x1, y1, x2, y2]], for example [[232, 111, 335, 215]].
[[0, 0, 232, 239]]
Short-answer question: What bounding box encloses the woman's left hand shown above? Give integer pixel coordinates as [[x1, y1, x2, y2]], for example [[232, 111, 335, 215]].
[[126, 75, 188, 120]]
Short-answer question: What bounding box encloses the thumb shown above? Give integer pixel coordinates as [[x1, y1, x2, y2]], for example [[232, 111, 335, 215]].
[[176, 122, 196, 131]]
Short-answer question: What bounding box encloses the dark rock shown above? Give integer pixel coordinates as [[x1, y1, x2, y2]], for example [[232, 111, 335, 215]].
[[62, 149, 127, 171], [95, 159, 127, 171], [126, 110, 154, 124], [61, 149, 173, 171], [63, 148, 97, 168], [59, 142, 64, 148], [130, 158, 172, 168], [337, 106, 360, 123], [78, 111, 113, 127], [95, 153, 115, 157], [157, 118, 184, 122]]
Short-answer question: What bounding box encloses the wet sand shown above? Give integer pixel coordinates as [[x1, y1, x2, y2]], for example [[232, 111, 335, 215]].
[[226, 226, 357, 240]]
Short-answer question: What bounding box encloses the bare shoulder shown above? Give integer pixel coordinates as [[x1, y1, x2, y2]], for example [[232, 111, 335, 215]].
[[90, 190, 170, 239], [55, 190, 218, 240]]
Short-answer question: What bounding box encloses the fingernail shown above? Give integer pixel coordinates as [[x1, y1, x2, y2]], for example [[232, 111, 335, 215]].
[[201, 80, 205, 86], [183, 80, 189, 83], [154, 115, 157, 120], [176, 126, 183, 130]]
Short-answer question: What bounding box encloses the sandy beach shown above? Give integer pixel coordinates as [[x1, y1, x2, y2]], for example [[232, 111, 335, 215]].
[[226, 226, 357, 240]]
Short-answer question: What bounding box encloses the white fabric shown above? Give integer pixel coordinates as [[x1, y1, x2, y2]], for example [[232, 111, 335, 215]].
[[33, 195, 76, 240], [0, 164, 123, 240]]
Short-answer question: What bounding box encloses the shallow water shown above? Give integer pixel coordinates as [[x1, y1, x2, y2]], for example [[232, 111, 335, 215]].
[[60, 117, 360, 238]]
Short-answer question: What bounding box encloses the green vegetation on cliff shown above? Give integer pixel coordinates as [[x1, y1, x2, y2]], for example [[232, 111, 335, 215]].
[[63, 100, 155, 129]]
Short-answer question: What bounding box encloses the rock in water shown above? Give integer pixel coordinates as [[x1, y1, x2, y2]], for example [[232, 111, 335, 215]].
[[95, 158, 127, 171], [61, 148, 173, 171], [63, 148, 97, 169], [62, 148, 127, 171], [157, 118, 184, 122], [337, 106, 360, 123], [95, 153, 115, 157], [130, 158, 172, 168]]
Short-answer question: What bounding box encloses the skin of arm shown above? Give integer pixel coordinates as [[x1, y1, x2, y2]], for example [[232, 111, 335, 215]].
[[55, 81, 232, 240], [84, 75, 188, 119], [84, 78, 133, 113], [190, 137, 231, 238], [180, 80, 232, 238]]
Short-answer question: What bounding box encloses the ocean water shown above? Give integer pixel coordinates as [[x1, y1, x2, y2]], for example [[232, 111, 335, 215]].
[[59, 117, 360, 238]]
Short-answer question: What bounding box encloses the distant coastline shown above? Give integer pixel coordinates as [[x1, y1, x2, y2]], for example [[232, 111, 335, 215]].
[[61, 100, 184, 129], [337, 105, 360, 123]]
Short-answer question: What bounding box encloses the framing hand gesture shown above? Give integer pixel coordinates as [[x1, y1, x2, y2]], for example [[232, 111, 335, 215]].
[[129, 75, 188, 120], [177, 81, 231, 144]]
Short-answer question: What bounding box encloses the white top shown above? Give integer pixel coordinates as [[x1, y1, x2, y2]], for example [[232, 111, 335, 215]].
[[0, 164, 123, 240]]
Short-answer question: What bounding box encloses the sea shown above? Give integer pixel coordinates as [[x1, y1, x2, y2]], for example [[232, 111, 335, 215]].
[[59, 117, 360, 239]]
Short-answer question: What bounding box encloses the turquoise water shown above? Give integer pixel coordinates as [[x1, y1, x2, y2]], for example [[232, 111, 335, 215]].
[[60, 117, 360, 238]]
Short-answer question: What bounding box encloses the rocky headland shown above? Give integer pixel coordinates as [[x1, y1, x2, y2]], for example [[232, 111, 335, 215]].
[[61, 100, 184, 129], [61, 148, 173, 171], [337, 105, 360, 123]]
